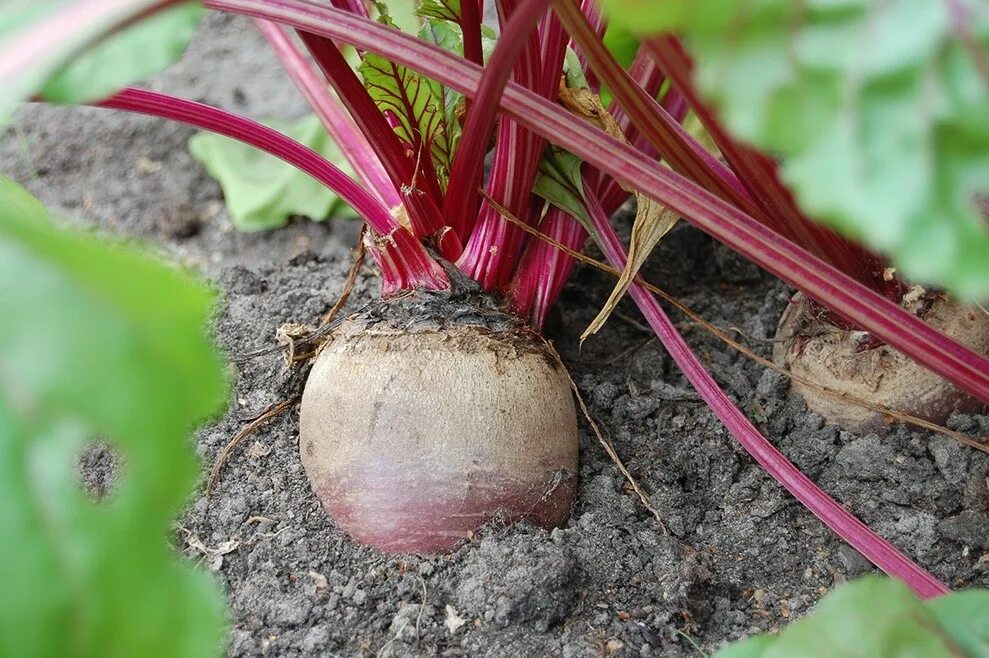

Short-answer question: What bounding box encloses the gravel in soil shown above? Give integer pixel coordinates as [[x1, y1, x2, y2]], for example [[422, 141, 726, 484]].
[[4, 13, 989, 658]]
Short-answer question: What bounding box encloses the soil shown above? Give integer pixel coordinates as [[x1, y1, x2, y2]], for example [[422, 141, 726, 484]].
[[4, 13, 989, 658]]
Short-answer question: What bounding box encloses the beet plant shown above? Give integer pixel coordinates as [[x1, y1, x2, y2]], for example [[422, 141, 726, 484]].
[[3, 0, 989, 620]]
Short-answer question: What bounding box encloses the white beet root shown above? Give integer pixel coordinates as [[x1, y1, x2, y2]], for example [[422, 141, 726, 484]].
[[299, 316, 579, 554], [773, 292, 989, 433]]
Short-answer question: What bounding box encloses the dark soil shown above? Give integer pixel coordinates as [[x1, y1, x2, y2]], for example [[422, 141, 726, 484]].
[[4, 13, 989, 658]]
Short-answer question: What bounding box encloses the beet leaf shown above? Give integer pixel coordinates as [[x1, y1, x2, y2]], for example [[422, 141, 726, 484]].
[[359, 11, 455, 184], [0, 176, 227, 657], [716, 575, 989, 657], [604, 0, 989, 299], [40, 2, 201, 104], [0, 0, 196, 124], [189, 114, 356, 232]]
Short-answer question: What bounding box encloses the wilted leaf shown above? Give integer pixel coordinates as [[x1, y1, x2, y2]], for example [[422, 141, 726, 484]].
[[603, 0, 989, 299], [599, 0, 688, 34], [0, 176, 227, 657], [582, 200, 678, 341], [188, 114, 355, 232], [558, 87, 678, 341]]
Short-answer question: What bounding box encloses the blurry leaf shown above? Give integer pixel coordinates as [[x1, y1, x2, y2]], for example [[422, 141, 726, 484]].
[[189, 114, 355, 232], [715, 635, 773, 658], [599, 0, 689, 34], [713, 575, 989, 658], [926, 589, 989, 655], [40, 3, 201, 104], [0, 0, 180, 125], [0, 176, 227, 657], [599, 22, 639, 106], [558, 87, 678, 341], [603, 23, 639, 69], [602, 0, 989, 299]]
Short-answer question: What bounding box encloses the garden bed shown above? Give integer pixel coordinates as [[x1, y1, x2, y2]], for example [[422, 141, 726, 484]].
[[3, 14, 988, 658]]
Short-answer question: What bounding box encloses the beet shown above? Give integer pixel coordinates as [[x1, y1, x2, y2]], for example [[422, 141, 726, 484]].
[[774, 292, 989, 433], [299, 294, 579, 554]]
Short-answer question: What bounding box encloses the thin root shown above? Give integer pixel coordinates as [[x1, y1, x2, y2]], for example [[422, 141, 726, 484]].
[[321, 223, 367, 327], [206, 396, 299, 496], [545, 339, 669, 535]]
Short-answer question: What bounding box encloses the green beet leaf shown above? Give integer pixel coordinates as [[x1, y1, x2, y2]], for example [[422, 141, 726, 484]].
[[360, 7, 458, 182], [927, 589, 989, 656], [713, 576, 989, 657], [0, 176, 228, 657], [416, 0, 460, 23], [0, 1, 200, 126], [40, 2, 202, 104], [534, 146, 594, 230], [602, 0, 989, 299], [188, 114, 355, 232]]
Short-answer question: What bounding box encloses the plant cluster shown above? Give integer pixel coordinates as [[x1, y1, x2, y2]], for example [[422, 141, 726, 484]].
[[2, 0, 989, 655]]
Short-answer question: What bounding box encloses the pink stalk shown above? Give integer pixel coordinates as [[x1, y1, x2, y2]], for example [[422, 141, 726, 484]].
[[296, 31, 446, 239], [328, 0, 369, 19], [454, 0, 485, 124], [509, 206, 587, 328], [582, 184, 949, 599], [607, 53, 665, 139], [255, 19, 400, 210], [456, 119, 544, 288], [551, 0, 759, 214], [97, 87, 447, 292], [574, 0, 605, 92], [441, 0, 546, 238], [100, 88, 393, 233], [368, 225, 451, 296], [459, 0, 484, 68], [538, 10, 569, 94], [201, 0, 989, 405], [456, 0, 560, 288], [660, 86, 688, 123]]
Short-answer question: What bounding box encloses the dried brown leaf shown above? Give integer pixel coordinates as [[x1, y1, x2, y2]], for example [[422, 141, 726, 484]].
[[558, 87, 679, 342]]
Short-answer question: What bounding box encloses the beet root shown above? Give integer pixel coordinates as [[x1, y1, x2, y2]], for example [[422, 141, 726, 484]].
[[299, 315, 579, 554], [773, 292, 989, 433]]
